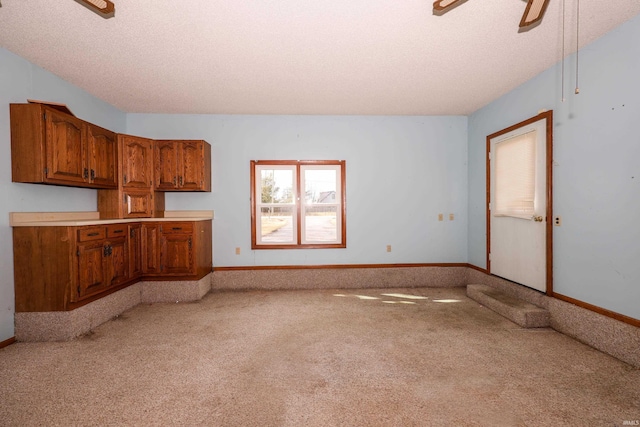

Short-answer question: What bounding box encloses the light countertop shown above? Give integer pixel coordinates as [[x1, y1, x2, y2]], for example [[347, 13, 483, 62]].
[[10, 211, 214, 227]]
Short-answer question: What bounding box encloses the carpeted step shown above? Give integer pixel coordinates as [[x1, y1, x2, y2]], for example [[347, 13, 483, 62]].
[[467, 284, 550, 328]]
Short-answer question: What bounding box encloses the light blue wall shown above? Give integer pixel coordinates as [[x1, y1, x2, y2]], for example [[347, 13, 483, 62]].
[[0, 47, 127, 342], [468, 15, 640, 320], [3, 10, 639, 342], [127, 114, 469, 267]]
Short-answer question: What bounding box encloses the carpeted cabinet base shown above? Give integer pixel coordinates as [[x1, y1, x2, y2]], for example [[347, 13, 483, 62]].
[[15, 273, 212, 341]]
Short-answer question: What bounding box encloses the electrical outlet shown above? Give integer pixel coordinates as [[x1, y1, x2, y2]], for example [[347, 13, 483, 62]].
[[554, 216, 562, 226], [235, 247, 241, 255], [449, 213, 454, 221], [438, 213, 444, 221], [386, 245, 392, 252]]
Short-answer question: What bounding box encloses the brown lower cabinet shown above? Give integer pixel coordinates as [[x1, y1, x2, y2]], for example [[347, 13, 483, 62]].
[[13, 220, 212, 312], [128, 223, 143, 280], [74, 224, 129, 302]]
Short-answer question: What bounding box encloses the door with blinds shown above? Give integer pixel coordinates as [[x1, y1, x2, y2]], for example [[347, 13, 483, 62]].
[[488, 111, 552, 293]]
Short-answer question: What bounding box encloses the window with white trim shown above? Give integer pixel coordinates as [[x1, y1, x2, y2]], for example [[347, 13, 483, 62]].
[[494, 130, 537, 218], [251, 160, 346, 249]]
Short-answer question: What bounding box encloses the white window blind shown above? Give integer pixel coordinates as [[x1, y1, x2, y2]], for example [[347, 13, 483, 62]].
[[494, 130, 537, 218]]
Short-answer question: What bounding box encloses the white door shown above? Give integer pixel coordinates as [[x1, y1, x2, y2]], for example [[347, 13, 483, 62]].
[[489, 112, 551, 293]]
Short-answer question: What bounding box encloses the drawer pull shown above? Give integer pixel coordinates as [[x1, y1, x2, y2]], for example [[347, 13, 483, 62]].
[[113, 229, 124, 234], [172, 227, 183, 230], [87, 232, 100, 237]]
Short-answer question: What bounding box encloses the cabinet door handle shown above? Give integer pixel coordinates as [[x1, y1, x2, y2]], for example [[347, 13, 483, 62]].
[[173, 177, 177, 185], [104, 245, 109, 257], [123, 174, 127, 184], [188, 237, 192, 249], [83, 168, 89, 179], [130, 229, 135, 238], [179, 176, 183, 186], [90, 169, 95, 180]]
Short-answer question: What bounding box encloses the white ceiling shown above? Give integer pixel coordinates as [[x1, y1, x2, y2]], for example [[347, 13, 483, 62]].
[[1, 0, 639, 116]]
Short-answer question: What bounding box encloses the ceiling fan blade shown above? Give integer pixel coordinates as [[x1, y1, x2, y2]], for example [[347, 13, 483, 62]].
[[76, 0, 115, 17], [433, 0, 467, 13], [519, 0, 550, 28]]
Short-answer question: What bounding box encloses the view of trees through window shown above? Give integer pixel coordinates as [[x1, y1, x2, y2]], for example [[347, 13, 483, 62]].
[[251, 161, 345, 248]]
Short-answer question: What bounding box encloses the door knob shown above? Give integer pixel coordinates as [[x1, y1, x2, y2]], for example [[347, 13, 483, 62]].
[[532, 215, 544, 222]]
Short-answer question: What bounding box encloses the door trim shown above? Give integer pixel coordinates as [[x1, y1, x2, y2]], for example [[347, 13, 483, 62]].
[[486, 110, 553, 295]]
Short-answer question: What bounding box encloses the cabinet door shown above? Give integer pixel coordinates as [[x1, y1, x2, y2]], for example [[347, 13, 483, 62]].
[[121, 135, 153, 189], [87, 123, 118, 188], [75, 240, 109, 301], [142, 223, 161, 274], [123, 190, 154, 218], [128, 223, 143, 279], [179, 141, 205, 190], [44, 109, 87, 185], [155, 141, 178, 190], [106, 237, 129, 287], [160, 225, 194, 275]]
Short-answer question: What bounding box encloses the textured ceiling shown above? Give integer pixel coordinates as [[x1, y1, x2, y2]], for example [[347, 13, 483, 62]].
[[1, 0, 639, 115]]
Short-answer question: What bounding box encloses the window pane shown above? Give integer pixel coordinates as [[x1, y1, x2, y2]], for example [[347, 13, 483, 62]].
[[260, 169, 294, 204], [495, 130, 536, 217], [304, 205, 337, 242], [301, 166, 341, 244], [260, 206, 294, 243], [304, 169, 337, 204]]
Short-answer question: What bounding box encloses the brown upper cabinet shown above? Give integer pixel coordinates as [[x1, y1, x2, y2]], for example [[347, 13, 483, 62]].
[[87, 123, 119, 188], [121, 134, 154, 189], [10, 103, 118, 189], [98, 134, 164, 219], [11, 101, 212, 220], [155, 140, 211, 191]]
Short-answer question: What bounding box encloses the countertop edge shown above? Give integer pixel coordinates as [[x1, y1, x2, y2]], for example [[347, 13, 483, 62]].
[[10, 211, 214, 227]]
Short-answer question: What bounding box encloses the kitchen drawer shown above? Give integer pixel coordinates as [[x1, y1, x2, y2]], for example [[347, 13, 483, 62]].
[[78, 227, 106, 242], [161, 223, 194, 234], [107, 224, 128, 238]]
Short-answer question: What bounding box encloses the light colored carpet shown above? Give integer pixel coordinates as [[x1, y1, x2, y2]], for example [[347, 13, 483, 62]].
[[1, 287, 638, 426]]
